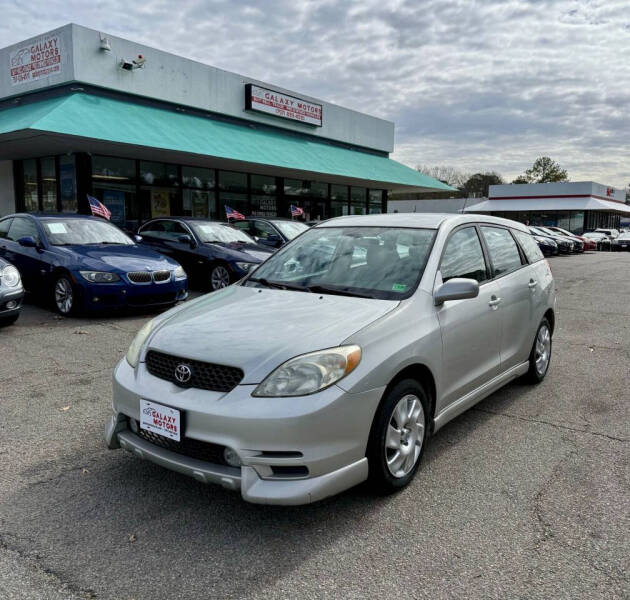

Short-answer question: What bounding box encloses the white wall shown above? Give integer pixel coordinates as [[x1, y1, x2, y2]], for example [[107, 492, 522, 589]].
[[0, 161, 15, 216]]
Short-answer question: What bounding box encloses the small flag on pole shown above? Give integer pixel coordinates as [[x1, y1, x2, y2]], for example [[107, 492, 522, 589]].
[[87, 195, 111, 220], [225, 205, 245, 220], [290, 204, 304, 217]]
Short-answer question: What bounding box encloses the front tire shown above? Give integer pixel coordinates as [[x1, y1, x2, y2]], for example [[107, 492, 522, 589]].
[[525, 318, 552, 383], [209, 263, 231, 291], [53, 274, 77, 315], [367, 379, 430, 493]]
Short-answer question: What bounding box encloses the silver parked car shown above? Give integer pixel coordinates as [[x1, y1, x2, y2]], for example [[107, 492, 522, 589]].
[[106, 214, 556, 504]]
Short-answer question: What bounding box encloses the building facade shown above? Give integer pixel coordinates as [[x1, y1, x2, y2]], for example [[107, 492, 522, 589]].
[[0, 25, 451, 231]]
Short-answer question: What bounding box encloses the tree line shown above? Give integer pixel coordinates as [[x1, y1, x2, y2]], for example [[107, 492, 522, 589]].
[[417, 156, 569, 198]]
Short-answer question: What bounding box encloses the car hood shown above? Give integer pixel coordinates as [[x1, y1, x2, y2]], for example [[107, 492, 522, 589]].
[[146, 284, 399, 384], [53, 244, 179, 272], [203, 242, 273, 263]]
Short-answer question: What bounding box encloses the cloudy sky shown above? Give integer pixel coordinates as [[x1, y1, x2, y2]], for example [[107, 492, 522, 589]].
[[2, 0, 629, 186]]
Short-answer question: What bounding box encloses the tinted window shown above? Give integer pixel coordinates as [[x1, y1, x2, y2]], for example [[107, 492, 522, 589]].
[[7, 218, 39, 243], [140, 220, 188, 241], [252, 220, 277, 239], [513, 230, 544, 263], [0, 218, 12, 239], [440, 227, 487, 283], [481, 226, 523, 276]]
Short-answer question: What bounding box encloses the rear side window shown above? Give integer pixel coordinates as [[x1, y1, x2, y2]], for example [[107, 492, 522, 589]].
[[0, 218, 12, 239], [513, 230, 544, 263], [7, 217, 40, 244], [440, 227, 488, 283], [480, 226, 523, 276]]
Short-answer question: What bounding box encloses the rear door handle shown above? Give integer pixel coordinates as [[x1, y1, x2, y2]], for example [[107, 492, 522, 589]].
[[488, 296, 502, 308], [528, 279, 538, 288]]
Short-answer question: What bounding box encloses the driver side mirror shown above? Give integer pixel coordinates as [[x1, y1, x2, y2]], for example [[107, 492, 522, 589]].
[[17, 236, 38, 249], [434, 278, 479, 306], [133, 234, 143, 243], [178, 234, 196, 247]]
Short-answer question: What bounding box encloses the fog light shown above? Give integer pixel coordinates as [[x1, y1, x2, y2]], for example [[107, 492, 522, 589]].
[[223, 447, 241, 467], [5, 300, 16, 309]]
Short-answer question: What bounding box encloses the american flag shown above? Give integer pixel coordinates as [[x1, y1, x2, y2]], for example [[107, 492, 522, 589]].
[[87, 195, 111, 220], [290, 204, 304, 217], [225, 205, 245, 220]]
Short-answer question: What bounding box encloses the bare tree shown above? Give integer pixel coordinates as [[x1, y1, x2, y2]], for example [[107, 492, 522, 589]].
[[416, 165, 469, 188]]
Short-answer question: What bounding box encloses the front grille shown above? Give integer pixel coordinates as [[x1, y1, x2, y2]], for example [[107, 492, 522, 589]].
[[127, 271, 152, 284], [134, 422, 228, 465], [153, 270, 171, 283], [145, 350, 244, 392]]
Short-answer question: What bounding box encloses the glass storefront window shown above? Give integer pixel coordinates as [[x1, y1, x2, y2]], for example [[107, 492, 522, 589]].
[[251, 175, 276, 196], [285, 179, 327, 198], [369, 189, 384, 214], [59, 155, 77, 213], [183, 189, 216, 218], [331, 185, 348, 202], [219, 171, 248, 193], [182, 166, 215, 189], [94, 184, 137, 230], [351, 187, 366, 203], [140, 161, 178, 187], [23, 159, 39, 212], [41, 157, 57, 212], [220, 192, 249, 219], [251, 195, 278, 217], [330, 201, 348, 218], [92, 156, 136, 183]]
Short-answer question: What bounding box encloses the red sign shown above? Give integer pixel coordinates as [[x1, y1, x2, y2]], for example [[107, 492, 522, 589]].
[[10, 34, 62, 86], [245, 84, 322, 127]]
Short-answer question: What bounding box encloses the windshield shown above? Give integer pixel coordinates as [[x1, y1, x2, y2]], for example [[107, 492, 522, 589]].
[[618, 233, 630, 240], [42, 219, 133, 246], [246, 226, 436, 300], [583, 232, 603, 239], [191, 222, 255, 244], [272, 221, 309, 240], [530, 227, 549, 236]]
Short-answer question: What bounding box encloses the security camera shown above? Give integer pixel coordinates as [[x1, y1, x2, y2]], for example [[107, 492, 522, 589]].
[[99, 34, 111, 52], [120, 59, 134, 71]]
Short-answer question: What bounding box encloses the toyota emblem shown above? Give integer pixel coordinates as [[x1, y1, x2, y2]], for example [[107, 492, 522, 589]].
[[174, 363, 192, 384]]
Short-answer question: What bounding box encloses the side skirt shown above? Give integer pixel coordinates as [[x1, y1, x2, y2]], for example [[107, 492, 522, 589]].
[[433, 361, 529, 432]]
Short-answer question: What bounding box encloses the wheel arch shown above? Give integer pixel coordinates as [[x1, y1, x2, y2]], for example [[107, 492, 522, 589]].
[[543, 308, 555, 334]]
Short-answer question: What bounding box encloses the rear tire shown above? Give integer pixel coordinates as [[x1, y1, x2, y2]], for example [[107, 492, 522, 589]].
[[367, 379, 430, 494], [525, 318, 552, 383]]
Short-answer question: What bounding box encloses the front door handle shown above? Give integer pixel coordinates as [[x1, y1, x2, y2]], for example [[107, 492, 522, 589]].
[[488, 296, 502, 308], [528, 279, 538, 288]]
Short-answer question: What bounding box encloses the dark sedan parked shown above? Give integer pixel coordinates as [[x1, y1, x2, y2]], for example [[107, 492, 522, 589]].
[[611, 232, 630, 251], [232, 217, 309, 249], [137, 218, 273, 290], [0, 214, 188, 315], [0, 257, 24, 326], [529, 226, 574, 254], [532, 234, 558, 256]]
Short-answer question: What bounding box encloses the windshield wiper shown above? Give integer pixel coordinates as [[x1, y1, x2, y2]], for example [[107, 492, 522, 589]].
[[248, 277, 310, 292], [85, 241, 127, 245], [306, 284, 375, 299]]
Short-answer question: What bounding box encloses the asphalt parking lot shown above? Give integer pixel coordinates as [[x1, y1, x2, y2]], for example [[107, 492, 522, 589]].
[[1, 252, 629, 600]]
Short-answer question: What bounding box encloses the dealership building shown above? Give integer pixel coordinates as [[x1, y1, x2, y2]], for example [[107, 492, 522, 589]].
[[0, 24, 451, 230]]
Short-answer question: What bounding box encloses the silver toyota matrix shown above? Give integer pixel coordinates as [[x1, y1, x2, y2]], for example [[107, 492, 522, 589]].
[[106, 214, 556, 504]]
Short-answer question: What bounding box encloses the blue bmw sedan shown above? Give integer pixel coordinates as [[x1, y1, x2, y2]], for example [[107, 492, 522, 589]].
[[0, 214, 188, 315]]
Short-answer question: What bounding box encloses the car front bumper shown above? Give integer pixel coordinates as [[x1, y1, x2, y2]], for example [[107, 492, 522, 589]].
[[77, 277, 188, 310], [106, 358, 383, 504], [0, 286, 24, 318]]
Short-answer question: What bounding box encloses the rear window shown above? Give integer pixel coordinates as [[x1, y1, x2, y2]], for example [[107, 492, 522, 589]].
[[513, 230, 544, 263]]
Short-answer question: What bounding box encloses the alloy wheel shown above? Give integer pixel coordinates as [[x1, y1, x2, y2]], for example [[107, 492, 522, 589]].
[[55, 277, 74, 314], [210, 265, 230, 290], [385, 394, 425, 478], [535, 324, 551, 376]]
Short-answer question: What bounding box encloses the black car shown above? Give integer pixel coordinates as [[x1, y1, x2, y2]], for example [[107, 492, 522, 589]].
[[611, 232, 630, 251], [529, 226, 574, 254], [0, 257, 24, 326], [137, 218, 274, 290], [231, 217, 310, 249]]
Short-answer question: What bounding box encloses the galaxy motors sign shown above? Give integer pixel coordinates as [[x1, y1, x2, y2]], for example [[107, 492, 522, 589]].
[[245, 84, 322, 127], [9, 34, 63, 86]]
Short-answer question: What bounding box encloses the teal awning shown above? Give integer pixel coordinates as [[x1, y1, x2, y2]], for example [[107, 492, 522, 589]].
[[0, 93, 454, 191]]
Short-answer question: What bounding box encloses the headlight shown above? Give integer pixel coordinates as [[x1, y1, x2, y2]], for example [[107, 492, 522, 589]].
[[126, 318, 156, 368], [1, 265, 21, 288], [79, 271, 120, 283], [235, 262, 256, 272], [253, 345, 361, 397], [173, 266, 187, 280]]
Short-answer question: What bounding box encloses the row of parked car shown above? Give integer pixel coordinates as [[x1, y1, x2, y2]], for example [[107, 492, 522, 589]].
[[0, 212, 309, 324], [528, 225, 630, 256]]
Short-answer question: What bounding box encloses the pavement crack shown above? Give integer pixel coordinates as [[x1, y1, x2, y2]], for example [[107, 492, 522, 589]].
[[471, 407, 628, 443]]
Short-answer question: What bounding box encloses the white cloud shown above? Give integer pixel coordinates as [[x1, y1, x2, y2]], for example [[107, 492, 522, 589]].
[[2, 0, 629, 185]]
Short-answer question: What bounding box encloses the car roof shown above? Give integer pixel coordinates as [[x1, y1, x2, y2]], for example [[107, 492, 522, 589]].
[[4, 212, 104, 221], [316, 212, 530, 233]]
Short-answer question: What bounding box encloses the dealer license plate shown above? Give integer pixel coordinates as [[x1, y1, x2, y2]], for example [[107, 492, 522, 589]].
[[621, 244, 627, 248], [139, 399, 181, 442]]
